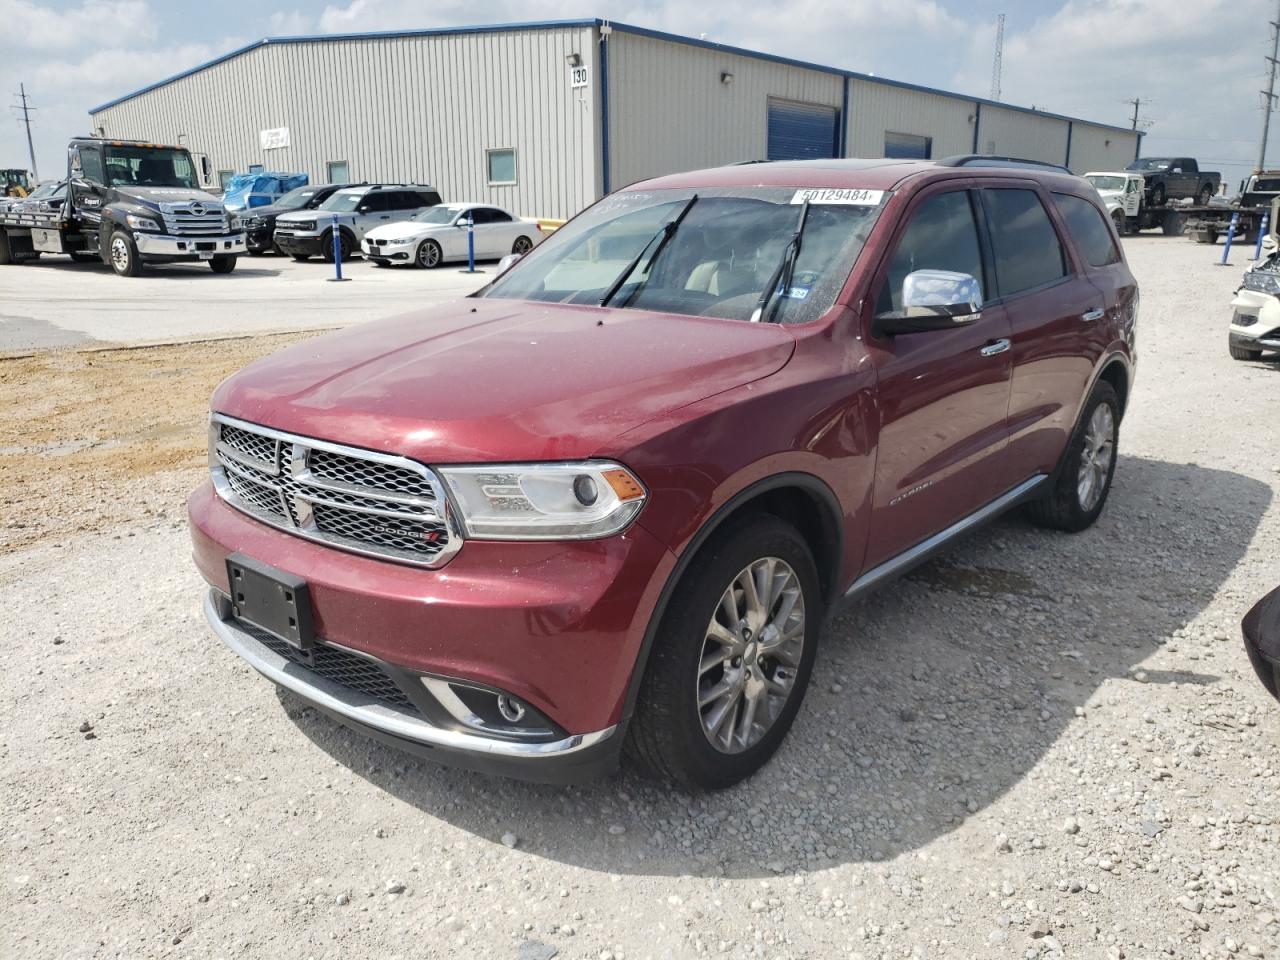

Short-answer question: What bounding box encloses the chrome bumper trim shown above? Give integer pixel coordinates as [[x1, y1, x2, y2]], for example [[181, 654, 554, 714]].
[[134, 232, 246, 255], [203, 591, 617, 759]]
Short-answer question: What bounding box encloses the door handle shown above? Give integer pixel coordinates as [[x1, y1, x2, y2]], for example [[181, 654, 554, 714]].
[[1081, 308, 1105, 323], [979, 338, 1011, 357]]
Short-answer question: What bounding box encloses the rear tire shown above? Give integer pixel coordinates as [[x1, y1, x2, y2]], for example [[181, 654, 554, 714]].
[[1151, 183, 1166, 207], [1230, 340, 1263, 361], [108, 229, 144, 277], [1198, 184, 1214, 205], [0, 230, 13, 265], [209, 255, 237, 274], [512, 235, 534, 255], [1161, 212, 1184, 237], [625, 515, 822, 789], [1027, 381, 1119, 533]]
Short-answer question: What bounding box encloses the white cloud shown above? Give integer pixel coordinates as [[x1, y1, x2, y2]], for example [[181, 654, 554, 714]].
[[0, 0, 155, 52]]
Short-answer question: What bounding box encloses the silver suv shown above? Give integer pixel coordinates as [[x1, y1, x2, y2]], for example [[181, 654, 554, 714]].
[[274, 184, 443, 262]]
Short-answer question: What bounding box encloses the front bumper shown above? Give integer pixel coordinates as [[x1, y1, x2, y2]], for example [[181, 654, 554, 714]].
[[245, 225, 275, 252], [134, 232, 245, 258], [274, 232, 325, 258], [188, 482, 676, 779], [1243, 586, 1280, 703], [363, 238, 416, 262]]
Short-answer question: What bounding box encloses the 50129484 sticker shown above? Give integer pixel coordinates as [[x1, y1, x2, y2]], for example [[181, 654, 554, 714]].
[[790, 188, 885, 206]]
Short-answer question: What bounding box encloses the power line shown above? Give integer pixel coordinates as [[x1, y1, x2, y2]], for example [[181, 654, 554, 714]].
[[1259, 0, 1280, 171], [10, 83, 38, 181]]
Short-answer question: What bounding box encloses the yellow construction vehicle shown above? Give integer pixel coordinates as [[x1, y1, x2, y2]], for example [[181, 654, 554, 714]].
[[2, 169, 32, 198]]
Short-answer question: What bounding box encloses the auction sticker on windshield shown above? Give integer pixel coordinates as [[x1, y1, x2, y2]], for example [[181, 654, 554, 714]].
[[790, 188, 884, 205]]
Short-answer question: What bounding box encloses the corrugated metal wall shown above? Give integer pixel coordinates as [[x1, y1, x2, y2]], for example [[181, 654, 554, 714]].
[[845, 81, 974, 160], [606, 32, 843, 189], [91, 26, 600, 220], [975, 105, 1070, 165], [1068, 123, 1141, 174]]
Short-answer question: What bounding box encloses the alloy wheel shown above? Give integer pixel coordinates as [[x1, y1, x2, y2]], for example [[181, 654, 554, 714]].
[[417, 241, 439, 267], [1076, 403, 1115, 512], [696, 557, 806, 754], [513, 236, 533, 255]]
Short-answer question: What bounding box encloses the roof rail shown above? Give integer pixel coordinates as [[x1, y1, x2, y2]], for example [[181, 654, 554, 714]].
[[936, 155, 1072, 174]]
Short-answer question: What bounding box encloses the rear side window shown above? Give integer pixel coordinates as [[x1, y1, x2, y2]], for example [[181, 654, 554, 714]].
[[419, 190, 443, 206], [1052, 192, 1120, 267], [981, 189, 1068, 296], [876, 190, 984, 314]]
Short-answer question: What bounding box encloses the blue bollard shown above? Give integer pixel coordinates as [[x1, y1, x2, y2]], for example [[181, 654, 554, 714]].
[[1217, 212, 1240, 266], [458, 213, 483, 274], [1253, 212, 1270, 261], [327, 213, 349, 282]]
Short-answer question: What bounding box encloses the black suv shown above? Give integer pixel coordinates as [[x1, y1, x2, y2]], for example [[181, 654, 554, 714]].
[[241, 183, 354, 255]]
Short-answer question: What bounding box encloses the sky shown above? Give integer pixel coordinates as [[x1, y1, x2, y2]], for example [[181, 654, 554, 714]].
[[1, 0, 1275, 190]]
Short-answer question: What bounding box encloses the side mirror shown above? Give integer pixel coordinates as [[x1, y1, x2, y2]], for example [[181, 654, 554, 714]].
[[497, 253, 522, 274], [875, 269, 982, 336]]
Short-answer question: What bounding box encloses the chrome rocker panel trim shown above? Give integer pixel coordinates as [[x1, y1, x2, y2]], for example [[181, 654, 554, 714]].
[[845, 474, 1048, 601], [203, 590, 617, 761]]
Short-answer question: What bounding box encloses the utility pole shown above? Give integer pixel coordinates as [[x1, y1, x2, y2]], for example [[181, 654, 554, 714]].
[[990, 14, 1005, 102], [15, 83, 38, 181], [1258, 0, 1280, 172], [1126, 97, 1151, 131]]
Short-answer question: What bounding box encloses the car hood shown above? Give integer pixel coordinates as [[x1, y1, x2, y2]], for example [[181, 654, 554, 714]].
[[277, 208, 346, 224], [112, 185, 224, 210], [241, 201, 305, 218], [212, 298, 797, 462], [364, 221, 441, 241]]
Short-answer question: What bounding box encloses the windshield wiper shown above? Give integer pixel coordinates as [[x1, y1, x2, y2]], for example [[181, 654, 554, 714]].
[[598, 194, 699, 308], [751, 199, 811, 323]]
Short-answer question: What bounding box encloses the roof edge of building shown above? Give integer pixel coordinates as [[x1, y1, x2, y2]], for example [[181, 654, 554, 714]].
[[86, 15, 1142, 139]]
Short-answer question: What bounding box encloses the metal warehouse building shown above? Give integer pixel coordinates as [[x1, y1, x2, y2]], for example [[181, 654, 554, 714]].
[[88, 18, 1143, 220]]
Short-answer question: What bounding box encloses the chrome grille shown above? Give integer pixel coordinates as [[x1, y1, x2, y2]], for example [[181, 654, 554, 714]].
[[210, 415, 458, 568], [158, 200, 226, 236]]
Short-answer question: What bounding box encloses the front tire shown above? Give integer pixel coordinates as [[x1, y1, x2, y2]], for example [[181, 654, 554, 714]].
[[625, 515, 821, 789], [108, 229, 144, 277], [1027, 381, 1119, 532], [320, 230, 351, 263], [416, 239, 442, 269], [1151, 183, 1166, 207], [1198, 184, 1214, 205], [209, 255, 237, 274], [1230, 340, 1263, 361]]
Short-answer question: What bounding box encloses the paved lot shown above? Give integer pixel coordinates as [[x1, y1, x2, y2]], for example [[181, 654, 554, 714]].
[[0, 253, 491, 353], [2, 237, 1279, 960]]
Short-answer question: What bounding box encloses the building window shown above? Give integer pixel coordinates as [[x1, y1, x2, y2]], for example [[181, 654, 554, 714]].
[[326, 160, 350, 184], [884, 131, 933, 160], [217, 170, 235, 190], [248, 163, 264, 174], [487, 148, 517, 185]]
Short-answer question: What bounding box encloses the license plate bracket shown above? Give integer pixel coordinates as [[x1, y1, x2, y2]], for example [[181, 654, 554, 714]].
[[225, 553, 314, 651]]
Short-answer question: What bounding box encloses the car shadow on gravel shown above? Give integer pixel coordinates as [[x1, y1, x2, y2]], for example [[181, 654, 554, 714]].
[[283, 453, 1270, 878]]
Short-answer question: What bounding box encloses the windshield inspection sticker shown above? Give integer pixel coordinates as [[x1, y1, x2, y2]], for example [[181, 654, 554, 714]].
[[791, 188, 884, 206]]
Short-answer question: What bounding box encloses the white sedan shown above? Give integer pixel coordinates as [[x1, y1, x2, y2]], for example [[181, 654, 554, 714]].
[[361, 203, 543, 268]]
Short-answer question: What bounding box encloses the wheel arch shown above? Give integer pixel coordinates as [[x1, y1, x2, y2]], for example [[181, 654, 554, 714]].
[[1097, 355, 1131, 419], [617, 471, 844, 729]]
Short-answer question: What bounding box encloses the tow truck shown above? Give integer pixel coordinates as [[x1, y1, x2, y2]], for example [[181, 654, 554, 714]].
[[1086, 169, 1280, 244], [0, 137, 244, 276]]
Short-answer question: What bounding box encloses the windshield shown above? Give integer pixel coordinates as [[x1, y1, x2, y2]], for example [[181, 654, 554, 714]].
[[412, 205, 462, 224], [481, 187, 886, 324], [319, 191, 364, 212], [1126, 158, 1172, 172], [1250, 178, 1280, 193], [1086, 175, 1127, 192], [276, 186, 324, 210], [103, 146, 198, 189]]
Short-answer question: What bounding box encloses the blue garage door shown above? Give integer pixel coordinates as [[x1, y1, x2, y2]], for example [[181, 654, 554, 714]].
[[767, 98, 840, 161]]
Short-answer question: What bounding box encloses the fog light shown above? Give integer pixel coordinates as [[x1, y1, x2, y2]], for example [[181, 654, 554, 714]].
[[496, 694, 526, 723]]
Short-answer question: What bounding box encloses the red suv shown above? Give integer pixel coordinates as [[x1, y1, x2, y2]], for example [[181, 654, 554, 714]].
[[189, 157, 1138, 788]]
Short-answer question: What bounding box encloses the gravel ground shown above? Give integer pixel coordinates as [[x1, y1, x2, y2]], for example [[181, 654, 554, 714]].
[[2, 236, 1278, 960]]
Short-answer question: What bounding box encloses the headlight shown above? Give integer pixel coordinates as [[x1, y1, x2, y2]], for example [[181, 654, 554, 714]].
[[438, 462, 646, 540], [126, 214, 161, 232], [385, 236, 418, 245], [1241, 269, 1280, 296]]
